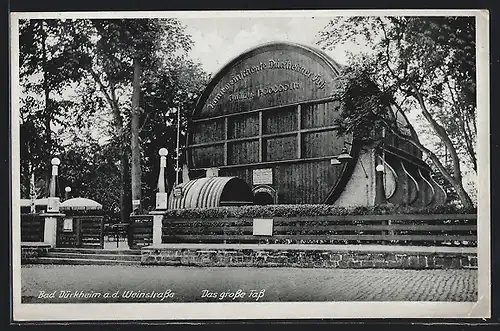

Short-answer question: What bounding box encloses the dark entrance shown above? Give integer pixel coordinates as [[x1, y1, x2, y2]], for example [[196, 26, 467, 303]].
[[254, 192, 275, 205]]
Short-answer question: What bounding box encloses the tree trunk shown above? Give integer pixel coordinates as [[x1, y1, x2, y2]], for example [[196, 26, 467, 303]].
[[130, 57, 142, 214], [452, 179, 475, 209], [120, 149, 133, 247], [41, 21, 52, 193], [410, 84, 463, 184]]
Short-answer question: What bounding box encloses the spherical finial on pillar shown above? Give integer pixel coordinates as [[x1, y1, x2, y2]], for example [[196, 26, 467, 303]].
[[159, 148, 168, 157], [51, 157, 61, 176], [159, 148, 168, 169], [47, 157, 61, 212], [157, 148, 168, 194], [49, 157, 61, 197], [376, 164, 385, 172]]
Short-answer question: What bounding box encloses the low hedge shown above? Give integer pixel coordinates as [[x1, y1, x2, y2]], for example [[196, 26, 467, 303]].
[[164, 204, 477, 219]]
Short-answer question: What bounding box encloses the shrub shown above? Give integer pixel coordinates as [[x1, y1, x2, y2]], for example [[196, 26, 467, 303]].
[[164, 204, 476, 219]]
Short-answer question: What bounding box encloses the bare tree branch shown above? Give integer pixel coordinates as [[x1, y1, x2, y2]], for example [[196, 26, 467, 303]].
[[443, 76, 477, 173]]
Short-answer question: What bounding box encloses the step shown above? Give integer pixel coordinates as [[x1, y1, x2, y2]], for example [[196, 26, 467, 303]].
[[32, 257, 142, 266], [462, 265, 478, 269], [50, 248, 142, 255], [46, 252, 141, 262]]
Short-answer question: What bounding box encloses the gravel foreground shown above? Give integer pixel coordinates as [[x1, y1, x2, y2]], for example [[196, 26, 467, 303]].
[[21, 265, 477, 303]]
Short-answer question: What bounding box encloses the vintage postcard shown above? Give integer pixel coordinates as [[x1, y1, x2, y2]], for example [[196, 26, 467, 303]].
[[10, 9, 490, 321]]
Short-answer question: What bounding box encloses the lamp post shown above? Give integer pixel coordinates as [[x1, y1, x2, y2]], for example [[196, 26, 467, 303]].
[[49, 158, 60, 197], [47, 157, 61, 212], [151, 147, 170, 247], [331, 146, 353, 165], [156, 148, 169, 210], [42, 156, 65, 247], [375, 162, 387, 205], [337, 147, 353, 163], [64, 186, 72, 201]]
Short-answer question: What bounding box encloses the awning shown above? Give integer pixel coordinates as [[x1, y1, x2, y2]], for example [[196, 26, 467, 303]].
[[60, 197, 103, 210]]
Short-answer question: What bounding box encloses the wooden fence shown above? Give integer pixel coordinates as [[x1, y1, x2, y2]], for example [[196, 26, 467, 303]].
[[21, 213, 45, 242], [130, 215, 153, 249], [56, 216, 104, 248], [162, 214, 477, 247]]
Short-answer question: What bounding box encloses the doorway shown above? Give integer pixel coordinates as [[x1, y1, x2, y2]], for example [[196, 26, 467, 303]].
[[253, 191, 275, 205]]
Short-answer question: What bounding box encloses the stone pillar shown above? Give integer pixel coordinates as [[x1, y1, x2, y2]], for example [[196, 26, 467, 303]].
[[150, 148, 169, 247], [40, 212, 65, 246], [43, 157, 65, 247], [47, 157, 61, 212], [150, 211, 164, 247], [156, 148, 169, 210]]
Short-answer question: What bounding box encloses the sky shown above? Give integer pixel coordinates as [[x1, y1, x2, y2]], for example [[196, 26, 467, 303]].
[[178, 16, 361, 76]]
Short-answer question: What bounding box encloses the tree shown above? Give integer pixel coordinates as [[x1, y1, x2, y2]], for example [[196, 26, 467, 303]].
[[19, 18, 208, 233], [19, 19, 83, 196], [54, 18, 197, 245], [56, 18, 192, 219], [88, 19, 193, 215], [55, 131, 122, 222], [140, 58, 210, 209], [318, 16, 476, 208]]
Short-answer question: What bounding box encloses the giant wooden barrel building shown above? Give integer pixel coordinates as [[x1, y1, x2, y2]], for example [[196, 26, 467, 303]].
[[169, 42, 447, 209]]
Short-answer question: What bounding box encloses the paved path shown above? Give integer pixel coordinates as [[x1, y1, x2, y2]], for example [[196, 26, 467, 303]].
[[21, 265, 477, 303]]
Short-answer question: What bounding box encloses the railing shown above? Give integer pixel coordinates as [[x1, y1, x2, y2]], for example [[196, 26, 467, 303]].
[[162, 214, 477, 247], [21, 213, 45, 242], [130, 215, 153, 249], [104, 223, 128, 248]]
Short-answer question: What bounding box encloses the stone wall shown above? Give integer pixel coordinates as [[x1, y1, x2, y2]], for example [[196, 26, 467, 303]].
[[21, 244, 51, 264], [141, 246, 477, 269]]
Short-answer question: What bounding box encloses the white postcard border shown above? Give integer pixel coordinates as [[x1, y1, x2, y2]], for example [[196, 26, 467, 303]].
[[10, 9, 491, 321]]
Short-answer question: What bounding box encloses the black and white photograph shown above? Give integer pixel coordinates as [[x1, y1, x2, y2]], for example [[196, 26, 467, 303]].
[[10, 10, 490, 321]]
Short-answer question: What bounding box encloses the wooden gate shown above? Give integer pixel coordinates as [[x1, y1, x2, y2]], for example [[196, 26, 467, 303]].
[[56, 216, 104, 248], [129, 215, 153, 249]]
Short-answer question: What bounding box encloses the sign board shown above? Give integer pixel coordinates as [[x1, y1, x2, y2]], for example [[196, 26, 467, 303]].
[[173, 186, 184, 198], [199, 46, 334, 116], [253, 218, 273, 236], [47, 197, 60, 212], [155, 192, 168, 210], [63, 217, 73, 232], [252, 168, 273, 185], [206, 167, 219, 178]]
